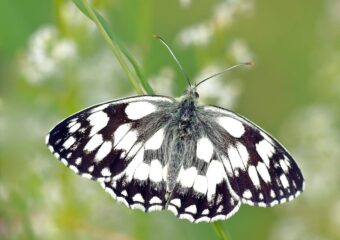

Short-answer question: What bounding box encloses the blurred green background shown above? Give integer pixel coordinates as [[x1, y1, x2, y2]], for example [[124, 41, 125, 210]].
[[1, 0, 339, 239]]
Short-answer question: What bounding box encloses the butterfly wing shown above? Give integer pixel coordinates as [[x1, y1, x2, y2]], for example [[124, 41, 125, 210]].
[[167, 150, 241, 223], [100, 140, 169, 212], [197, 106, 304, 207], [46, 96, 175, 181]]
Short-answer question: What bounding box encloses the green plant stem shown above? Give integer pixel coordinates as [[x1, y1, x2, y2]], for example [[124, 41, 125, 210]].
[[213, 222, 229, 240], [80, 0, 144, 95]]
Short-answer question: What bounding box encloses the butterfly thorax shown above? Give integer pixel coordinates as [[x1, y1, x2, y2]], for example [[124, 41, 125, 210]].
[[177, 100, 196, 136]]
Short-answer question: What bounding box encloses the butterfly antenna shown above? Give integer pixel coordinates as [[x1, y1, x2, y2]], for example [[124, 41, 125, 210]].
[[154, 35, 191, 86], [195, 62, 252, 87]]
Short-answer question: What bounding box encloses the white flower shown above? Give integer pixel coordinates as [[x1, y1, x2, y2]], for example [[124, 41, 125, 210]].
[[179, 0, 192, 8], [176, 0, 255, 47], [20, 25, 78, 84], [61, 1, 96, 33], [177, 23, 214, 47], [228, 39, 254, 63]]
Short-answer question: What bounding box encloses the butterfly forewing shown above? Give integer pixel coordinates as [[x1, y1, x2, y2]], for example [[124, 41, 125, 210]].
[[198, 106, 304, 207], [46, 96, 175, 181]]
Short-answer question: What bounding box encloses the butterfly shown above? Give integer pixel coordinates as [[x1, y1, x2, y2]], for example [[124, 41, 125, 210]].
[[46, 37, 304, 223]]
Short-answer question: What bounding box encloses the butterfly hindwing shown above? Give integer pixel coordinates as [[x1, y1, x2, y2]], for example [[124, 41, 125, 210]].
[[198, 106, 304, 207], [46, 96, 175, 181], [166, 133, 241, 223], [100, 127, 172, 212]]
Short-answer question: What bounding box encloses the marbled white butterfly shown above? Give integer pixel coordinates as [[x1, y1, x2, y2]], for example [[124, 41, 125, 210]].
[[46, 37, 304, 223]]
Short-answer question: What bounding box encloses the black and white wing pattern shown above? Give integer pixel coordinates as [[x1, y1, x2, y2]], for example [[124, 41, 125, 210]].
[[46, 91, 304, 223], [166, 144, 241, 223], [46, 96, 174, 183], [197, 106, 305, 207]]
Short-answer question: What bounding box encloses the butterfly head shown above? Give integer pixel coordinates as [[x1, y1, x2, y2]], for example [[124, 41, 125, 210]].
[[183, 86, 199, 102]]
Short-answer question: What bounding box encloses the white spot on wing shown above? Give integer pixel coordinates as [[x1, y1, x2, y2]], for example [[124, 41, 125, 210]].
[[149, 205, 162, 212], [45, 134, 50, 144], [212, 215, 226, 222], [145, 128, 164, 150], [131, 203, 145, 211], [150, 196, 162, 204], [126, 142, 142, 159], [206, 160, 226, 201], [134, 162, 150, 181], [193, 175, 208, 194], [104, 186, 116, 198], [185, 205, 197, 214], [88, 111, 109, 136], [195, 216, 211, 223], [95, 141, 112, 162], [237, 142, 249, 167], [179, 213, 195, 222], [279, 159, 289, 173], [125, 101, 157, 120], [202, 209, 209, 215], [178, 167, 197, 188], [82, 173, 92, 179], [101, 167, 111, 177], [48, 145, 54, 153], [228, 145, 245, 171], [196, 137, 214, 163], [242, 189, 252, 199], [88, 165, 94, 173], [117, 197, 129, 207], [248, 165, 261, 188], [149, 159, 163, 183], [284, 156, 291, 168], [121, 148, 144, 181], [270, 190, 276, 198], [63, 136, 76, 149], [132, 193, 144, 203], [54, 152, 60, 159], [67, 120, 77, 128], [69, 165, 79, 173], [260, 131, 274, 144], [170, 198, 181, 207], [115, 130, 138, 152], [75, 157, 82, 165], [280, 174, 289, 188], [259, 193, 264, 200], [257, 162, 271, 183], [218, 116, 245, 138], [69, 122, 81, 133], [84, 134, 103, 152], [256, 140, 275, 167], [167, 205, 178, 215], [221, 155, 233, 175], [217, 205, 223, 213], [113, 123, 131, 144]]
